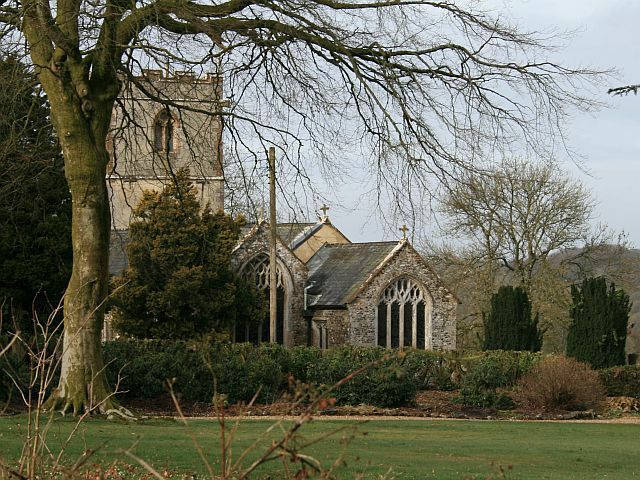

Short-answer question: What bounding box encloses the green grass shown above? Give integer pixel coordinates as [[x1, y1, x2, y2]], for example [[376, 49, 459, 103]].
[[1, 415, 639, 479]]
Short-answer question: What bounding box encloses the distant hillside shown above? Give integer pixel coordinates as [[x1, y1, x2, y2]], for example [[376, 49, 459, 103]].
[[429, 245, 640, 358]]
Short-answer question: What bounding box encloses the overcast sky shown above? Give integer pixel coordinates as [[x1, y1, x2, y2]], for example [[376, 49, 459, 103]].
[[319, 0, 640, 248]]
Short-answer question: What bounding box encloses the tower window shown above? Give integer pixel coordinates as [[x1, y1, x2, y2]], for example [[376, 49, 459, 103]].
[[153, 110, 174, 152]]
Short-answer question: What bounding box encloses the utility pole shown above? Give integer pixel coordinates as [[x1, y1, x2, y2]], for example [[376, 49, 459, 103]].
[[268, 147, 277, 344]]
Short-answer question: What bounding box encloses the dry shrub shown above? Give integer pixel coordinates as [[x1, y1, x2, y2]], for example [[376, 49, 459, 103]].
[[517, 355, 606, 412]]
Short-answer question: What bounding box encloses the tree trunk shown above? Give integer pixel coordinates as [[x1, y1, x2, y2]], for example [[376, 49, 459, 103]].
[[46, 149, 114, 414], [39, 73, 124, 415]]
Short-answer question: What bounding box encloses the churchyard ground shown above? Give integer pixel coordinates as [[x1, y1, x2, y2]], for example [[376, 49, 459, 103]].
[[1, 415, 639, 479]]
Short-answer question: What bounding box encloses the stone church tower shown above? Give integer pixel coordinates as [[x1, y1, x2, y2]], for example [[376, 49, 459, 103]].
[[107, 69, 225, 231], [106, 69, 225, 278]]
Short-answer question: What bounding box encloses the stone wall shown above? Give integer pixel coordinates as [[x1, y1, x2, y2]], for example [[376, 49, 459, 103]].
[[347, 242, 457, 351], [310, 308, 349, 347], [231, 223, 309, 346]]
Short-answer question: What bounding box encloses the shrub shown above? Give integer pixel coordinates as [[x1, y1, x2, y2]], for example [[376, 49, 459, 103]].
[[457, 350, 542, 408], [457, 356, 514, 408], [302, 346, 417, 407], [213, 343, 286, 404], [287, 346, 323, 383], [103, 341, 448, 408], [402, 349, 458, 390], [104, 339, 288, 404], [598, 365, 640, 398], [517, 355, 606, 411]]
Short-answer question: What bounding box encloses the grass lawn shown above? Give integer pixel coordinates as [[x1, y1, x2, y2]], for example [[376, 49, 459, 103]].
[[0, 415, 638, 479]]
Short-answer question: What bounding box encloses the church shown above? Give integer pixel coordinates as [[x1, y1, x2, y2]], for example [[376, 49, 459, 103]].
[[106, 69, 457, 350]]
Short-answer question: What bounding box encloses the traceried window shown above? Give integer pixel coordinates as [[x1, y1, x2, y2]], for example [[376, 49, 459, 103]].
[[377, 277, 431, 349], [153, 110, 174, 152], [236, 253, 285, 345]]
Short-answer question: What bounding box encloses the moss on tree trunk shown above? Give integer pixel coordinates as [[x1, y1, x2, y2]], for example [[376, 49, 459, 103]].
[[32, 57, 126, 415]]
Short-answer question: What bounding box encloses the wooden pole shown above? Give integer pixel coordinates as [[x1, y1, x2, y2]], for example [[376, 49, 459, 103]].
[[268, 147, 277, 344]]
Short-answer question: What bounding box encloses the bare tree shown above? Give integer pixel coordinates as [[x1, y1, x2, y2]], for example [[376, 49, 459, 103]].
[[0, 0, 604, 413], [442, 157, 595, 289], [437, 157, 636, 350], [608, 84, 640, 96]]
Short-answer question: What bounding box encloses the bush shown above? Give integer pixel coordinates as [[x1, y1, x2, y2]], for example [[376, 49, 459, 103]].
[[517, 355, 606, 411], [402, 349, 458, 390], [104, 341, 420, 408], [457, 350, 542, 408], [599, 365, 640, 398], [104, 340, 287, 404], [305, 346, 416, 407], [287, 346, 323, 383]]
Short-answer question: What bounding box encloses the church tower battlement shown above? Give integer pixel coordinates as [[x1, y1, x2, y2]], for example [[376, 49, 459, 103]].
[[107, 69, 225, 230]]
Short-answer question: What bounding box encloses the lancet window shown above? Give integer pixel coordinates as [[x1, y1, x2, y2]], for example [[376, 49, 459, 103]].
[[377, 277, 431, 349]]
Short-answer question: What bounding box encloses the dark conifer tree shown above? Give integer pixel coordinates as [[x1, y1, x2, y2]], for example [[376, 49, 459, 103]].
[[483, 286, 543, 351], [110, 169, 263, 339], [0, 56, 71, 334], [567, 277, 630, 368]]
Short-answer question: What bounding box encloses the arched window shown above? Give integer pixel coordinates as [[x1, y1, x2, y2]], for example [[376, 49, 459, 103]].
[[236, 253, 286, 344], [153, 110, 174, 152], [377, 277, 431, 349]]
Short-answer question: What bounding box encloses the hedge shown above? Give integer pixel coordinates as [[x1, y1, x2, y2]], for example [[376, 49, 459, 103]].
[[103, 341, 425, 407], [599, 365, 640, 398], [6, 338, 637, 409], [456, 350, 543, 408]]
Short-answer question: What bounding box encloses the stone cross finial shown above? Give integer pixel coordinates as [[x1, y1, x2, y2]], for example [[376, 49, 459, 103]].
[[319, 204, 330, 222], [400, 224, 409, 240]]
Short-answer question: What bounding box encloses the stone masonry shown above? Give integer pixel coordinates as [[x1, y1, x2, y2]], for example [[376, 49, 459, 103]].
[[231, 222, 309, 346], [347, 241, 457, 350]]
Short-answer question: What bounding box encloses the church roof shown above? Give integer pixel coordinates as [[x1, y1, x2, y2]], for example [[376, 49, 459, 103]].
[[306, 241, 398, 307], [276, 222, 318, 249], [239, 221, 317, 249]]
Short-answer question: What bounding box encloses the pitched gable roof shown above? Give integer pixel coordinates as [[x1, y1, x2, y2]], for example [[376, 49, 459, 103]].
[[276, 222, 317, 248], [344, 239, 460, 304], [306, 241, 398, 307]]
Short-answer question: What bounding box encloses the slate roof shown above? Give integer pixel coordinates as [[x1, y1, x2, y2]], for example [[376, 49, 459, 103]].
[[277, 222, 317, 249], [306, 241, 398, 307], [240, 222, 318, 249]]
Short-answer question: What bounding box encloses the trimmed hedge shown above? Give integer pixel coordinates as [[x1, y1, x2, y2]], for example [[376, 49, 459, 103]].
[[102, 341, 451, 407], [11, 338, 638, 410], [599, 365, 640, 398]]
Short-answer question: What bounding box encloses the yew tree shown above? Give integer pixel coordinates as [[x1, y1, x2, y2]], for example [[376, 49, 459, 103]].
[[567, 277, 630, 369], [110, 170, 262, 339], [0, 56, 72, 334], [0, 0, 603, 414], [483, 285, 542, 352]]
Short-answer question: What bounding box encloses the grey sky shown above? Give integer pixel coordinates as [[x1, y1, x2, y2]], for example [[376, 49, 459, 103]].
[[321, 0, 640, 247]]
